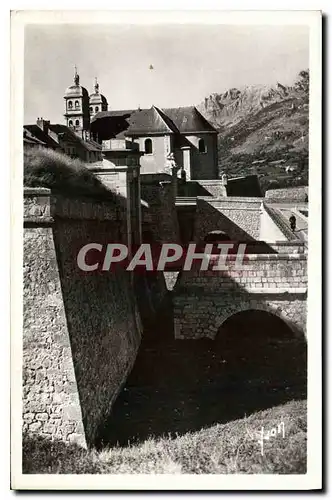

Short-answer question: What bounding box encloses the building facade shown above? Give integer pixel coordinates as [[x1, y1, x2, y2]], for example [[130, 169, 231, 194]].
[[91, 105, 219, 179]]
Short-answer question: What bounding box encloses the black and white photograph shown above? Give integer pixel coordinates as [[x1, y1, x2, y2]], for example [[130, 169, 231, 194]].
[[10, 9, 322, 490]]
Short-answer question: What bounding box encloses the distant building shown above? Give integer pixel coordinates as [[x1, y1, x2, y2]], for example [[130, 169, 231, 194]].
[[61, 68, 219, 179], [26, 66, 219, 176], [24, 118, 102, 163], [63, 67, 108, 139]]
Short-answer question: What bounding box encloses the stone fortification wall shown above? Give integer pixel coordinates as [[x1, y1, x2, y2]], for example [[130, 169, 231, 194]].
[[140, 174, 180, 243], [193, 198, 263, 242], [265, 186, 308, 202], [23, 188, 142, 448]]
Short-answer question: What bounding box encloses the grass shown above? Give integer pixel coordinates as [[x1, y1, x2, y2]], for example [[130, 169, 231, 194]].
[[23, 399, 307, 474], [24, 147, 122, 202]]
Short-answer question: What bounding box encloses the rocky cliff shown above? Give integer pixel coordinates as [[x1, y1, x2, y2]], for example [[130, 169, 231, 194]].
[[197, 71, 309, 192]]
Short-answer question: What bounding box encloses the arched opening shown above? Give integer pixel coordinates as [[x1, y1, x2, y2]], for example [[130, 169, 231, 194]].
[[89, 106, 93, 113], [75, 119, 80, 127], [68, 120, 73, 127], [144, 138, 153, 154], [198, 138, 206, 153], [95, 106, 99, 113], [215, 309, 307, 413], [204, 230, 230, 243], [68, 101, 73, 109], [75, 100, 79, 108]]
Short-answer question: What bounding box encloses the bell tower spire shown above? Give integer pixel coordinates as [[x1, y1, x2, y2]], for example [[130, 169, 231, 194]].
[[74, 65, 80, 85], [94, 77, 99, 93], [89, 77, 108, 119]]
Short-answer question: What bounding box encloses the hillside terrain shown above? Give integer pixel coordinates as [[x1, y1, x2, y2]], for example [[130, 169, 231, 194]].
[[23, 400, 306, 474], [197, 71, 309, 193]]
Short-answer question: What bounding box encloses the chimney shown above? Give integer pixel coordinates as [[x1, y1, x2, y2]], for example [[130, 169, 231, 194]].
[[36, 117, 50, 135]]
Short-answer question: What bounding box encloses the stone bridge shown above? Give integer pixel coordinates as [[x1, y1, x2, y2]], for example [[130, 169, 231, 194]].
[[173, 252, 307, 340]]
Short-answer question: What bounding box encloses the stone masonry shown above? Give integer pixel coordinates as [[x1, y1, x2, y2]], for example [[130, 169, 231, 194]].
[[173, 253, 307, 340], [193, 198, 263, 242], [23, 188, 142, 448]]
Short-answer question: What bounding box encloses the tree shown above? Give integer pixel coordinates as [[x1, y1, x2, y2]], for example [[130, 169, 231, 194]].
[[294, 69, 309, 95]]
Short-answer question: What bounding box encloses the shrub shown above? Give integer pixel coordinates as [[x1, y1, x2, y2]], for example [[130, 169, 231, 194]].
[[24, 147, 120, 202]]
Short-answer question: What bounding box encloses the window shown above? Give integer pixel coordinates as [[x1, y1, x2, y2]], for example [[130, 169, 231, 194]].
[[90, 106, 93, 113], [75, 100, 79, 108], [145, 138, 153, 154], [68, 120, 73, 126], [95, 106, 99, 113], [198, 138, 206, 153], [75, 119, 80, 127], [68, 101, 73, 109]]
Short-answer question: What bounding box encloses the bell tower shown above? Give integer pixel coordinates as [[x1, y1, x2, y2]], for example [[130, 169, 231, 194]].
[[64, 66, 90, 138], [89, 77, 108, 120]]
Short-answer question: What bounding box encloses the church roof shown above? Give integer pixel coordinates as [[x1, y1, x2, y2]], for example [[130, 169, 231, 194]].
[[64, 84, 89, 98], [162, 106, 217, 133], [89, 93, 108, 105], [89, 79, 108, 106], [91, 105, 216, 137], [125, 107, 179, 136]]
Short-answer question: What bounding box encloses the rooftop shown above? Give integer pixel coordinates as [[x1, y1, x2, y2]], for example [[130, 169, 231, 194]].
[[91, 105, 217, 138]]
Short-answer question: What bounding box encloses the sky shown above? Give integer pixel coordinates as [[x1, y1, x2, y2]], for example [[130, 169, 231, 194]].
[[24, 23, 309, 124]]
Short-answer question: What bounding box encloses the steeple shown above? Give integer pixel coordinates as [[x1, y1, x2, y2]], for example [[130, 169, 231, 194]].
[[74, 65, 80, 86], [94, 77, 99, 94], [89, 77, 108, 119]]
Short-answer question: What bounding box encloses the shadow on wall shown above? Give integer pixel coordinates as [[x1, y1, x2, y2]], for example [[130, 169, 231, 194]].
[[179, 182, 213, 197], [52, 218, 141, 446], [203, 231, 278, 254], [96, 271, 307, 447], [194, 200, 259, 243]]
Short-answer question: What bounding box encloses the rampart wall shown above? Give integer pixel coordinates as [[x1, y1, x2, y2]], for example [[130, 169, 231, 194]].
[[23, 188, 142, 448]]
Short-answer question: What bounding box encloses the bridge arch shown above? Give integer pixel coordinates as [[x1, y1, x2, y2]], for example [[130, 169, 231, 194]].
[[214, 300, 305, 340]]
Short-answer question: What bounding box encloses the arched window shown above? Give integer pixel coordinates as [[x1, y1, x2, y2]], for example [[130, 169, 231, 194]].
[[68, 101, 73, 109], [75, 119, 80, 127], [95, 106, 99, 113], [89, 106, 93, 113], [68, 120, 73, 126], [75, 100, 79, 108], [145, 138, 153, 154], [198, 138, 206, 153]]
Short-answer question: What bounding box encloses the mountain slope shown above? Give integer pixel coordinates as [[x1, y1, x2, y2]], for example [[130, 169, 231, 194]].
[[197, 71, 309, 192]]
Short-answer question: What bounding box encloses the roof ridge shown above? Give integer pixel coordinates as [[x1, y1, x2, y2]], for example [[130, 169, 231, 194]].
[[153, 105, 179, 134]]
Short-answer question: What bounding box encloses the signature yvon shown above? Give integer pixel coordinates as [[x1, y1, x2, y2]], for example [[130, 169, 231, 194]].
[[258, 421, 285, 456]]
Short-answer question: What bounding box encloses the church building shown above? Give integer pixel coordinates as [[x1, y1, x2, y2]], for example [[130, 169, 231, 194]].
[[63, 67, 219, 180]]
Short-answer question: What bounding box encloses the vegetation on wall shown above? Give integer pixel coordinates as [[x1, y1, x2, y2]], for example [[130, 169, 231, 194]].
[[24, 147, 121, 201]]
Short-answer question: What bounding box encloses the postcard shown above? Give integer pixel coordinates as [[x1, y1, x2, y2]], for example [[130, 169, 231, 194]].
[[11, 9, 322, 490]]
